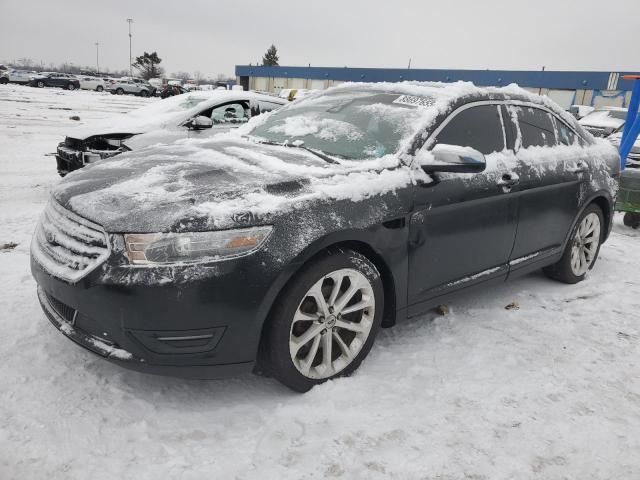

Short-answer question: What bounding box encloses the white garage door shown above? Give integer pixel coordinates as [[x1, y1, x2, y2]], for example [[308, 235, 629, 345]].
[[546, 90, 575, 110]]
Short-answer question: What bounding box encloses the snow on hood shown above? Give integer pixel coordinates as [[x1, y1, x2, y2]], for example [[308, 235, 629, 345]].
[[53, 136, 421, 232], [579, 110, 626, 130]]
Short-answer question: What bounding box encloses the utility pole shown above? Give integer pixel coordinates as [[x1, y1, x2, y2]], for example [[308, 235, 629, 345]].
[[126, 18, 133, 77], [95, 42, 100, 75]]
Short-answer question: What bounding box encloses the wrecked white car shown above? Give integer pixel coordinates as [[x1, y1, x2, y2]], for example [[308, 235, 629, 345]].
[[54, 91, 287, 176]]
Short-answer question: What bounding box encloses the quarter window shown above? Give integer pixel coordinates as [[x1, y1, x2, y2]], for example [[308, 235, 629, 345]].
[[434, 105, 505, 155], [513, 106, 557, 148]]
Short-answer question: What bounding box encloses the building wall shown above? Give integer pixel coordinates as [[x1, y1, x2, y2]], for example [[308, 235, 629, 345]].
[[237, 66, 640, 108]]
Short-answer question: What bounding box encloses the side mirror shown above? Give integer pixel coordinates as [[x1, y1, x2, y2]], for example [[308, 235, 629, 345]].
[[420, 144, 486, 174], [186, 115, 213, 130]]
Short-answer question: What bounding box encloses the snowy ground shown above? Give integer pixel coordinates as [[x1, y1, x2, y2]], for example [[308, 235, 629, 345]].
[[1, 84, 639, 479]]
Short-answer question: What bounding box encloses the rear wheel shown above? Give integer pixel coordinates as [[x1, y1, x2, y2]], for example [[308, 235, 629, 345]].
[[116, 88, 124, 95], [67, 83, 76, 91], [623, 212, 640, 229], [262, 249, 384, 392], [96, 85, 104, 92], [543, 204, 603, 284], [36, 80, 45, 88]]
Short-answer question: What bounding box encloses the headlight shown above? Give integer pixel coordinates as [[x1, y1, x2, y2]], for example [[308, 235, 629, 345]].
[[124, 226, 272, 265]]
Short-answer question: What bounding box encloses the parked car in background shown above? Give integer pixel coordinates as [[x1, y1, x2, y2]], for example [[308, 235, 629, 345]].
[[106, 79, 154, 97], [54, 90, 287, 175], [33, 83, 619, 392], [1, 69, 37, 85], [579, 106, 627, 137], [29, 72, 80, 90], [160, 84, 187, 98], [78, 76, 106, 92]]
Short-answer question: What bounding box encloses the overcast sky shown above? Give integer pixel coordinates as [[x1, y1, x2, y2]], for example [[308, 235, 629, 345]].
[[1, 0, 638, 78]]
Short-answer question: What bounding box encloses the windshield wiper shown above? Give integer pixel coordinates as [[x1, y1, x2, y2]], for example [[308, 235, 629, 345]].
[[244, 136, 340, 165]]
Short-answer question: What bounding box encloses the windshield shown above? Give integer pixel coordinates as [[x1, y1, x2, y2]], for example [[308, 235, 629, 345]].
[[127, 94, 211, 117], [250, 91, 431, 159]]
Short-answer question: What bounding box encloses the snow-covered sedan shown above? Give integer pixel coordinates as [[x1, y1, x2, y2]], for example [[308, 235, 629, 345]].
[[32, 82, 619, 392], [55, 90, 287, 175]]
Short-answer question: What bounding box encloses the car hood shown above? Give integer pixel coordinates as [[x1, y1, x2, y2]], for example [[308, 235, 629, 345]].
[[579, 115, 625, 130], [68, 111, 187, 141], [52, 137, 408, 233], [122, 125, 237, 151]]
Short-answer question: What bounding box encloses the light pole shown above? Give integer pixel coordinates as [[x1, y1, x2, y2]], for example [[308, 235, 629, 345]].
[[95, 42, 100, 75], [126, 18, 133, 77]]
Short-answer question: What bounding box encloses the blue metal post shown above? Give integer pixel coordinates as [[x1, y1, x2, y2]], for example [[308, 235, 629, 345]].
[[619, 115, 640, 169], [619, 79, 640, 170]]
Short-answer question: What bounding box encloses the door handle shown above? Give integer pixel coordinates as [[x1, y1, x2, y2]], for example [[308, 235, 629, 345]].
[[568, 161, 589, 174], [497, 172, 520, 189]]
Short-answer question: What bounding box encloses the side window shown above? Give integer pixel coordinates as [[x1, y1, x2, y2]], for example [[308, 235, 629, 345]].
[[513, 106, 557, 148], [553, 117, 578, 146], [210, 102, 249, 124], [434, 105, 505, 155]]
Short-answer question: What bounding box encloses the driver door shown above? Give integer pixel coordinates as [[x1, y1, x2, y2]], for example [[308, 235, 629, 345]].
[[407, 103, 519, 314]]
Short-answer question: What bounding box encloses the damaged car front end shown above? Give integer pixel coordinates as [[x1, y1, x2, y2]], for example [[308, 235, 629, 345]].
[[56, 134, 133, 175]]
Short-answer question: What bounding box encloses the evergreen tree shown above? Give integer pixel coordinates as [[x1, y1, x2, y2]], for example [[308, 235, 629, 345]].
[[132, 52, 164, 80], [262, 45, 279, 66]]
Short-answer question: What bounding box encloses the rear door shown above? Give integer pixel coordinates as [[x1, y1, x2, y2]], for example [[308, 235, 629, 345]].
[[505, 103, 586, 265], [407, 102, 519, 313]]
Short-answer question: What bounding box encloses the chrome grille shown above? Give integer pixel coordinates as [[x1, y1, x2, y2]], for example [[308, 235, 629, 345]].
[[31, 201, 110, 283]]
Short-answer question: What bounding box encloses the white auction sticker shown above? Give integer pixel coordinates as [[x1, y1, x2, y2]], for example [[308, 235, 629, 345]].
[[393, 95, 435, 108]]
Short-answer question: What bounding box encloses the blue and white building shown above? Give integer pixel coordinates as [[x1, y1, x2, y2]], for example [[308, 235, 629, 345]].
[[235, 65, 640, 109]]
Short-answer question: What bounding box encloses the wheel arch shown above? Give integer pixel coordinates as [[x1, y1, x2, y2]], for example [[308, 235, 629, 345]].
[[562, 191, 614, 250], [255, 233, 401, 369], [589, 193, 614, 241]]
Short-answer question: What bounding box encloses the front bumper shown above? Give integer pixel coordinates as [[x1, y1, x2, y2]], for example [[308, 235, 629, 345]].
[[31, 246, 287, 378], [56, 142, 120, 174]]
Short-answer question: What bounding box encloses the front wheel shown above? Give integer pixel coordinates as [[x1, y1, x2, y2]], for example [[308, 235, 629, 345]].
[[116, 88, 124, 95], [543, 204, 604, 284], [139, 89, 149, 97], [96, 85, 104, 92], [36, 80, 45, 88], [262, 249, 384, 392], [67, 83, 76, 90]]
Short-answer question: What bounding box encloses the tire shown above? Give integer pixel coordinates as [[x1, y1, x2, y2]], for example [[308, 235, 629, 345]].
[[139, 89, 149, 97], [67, 83, 76, 91], [116, 88, 124, 95], [543, 204, 604, 284], [0, 78, 8, 84], [96, 85, 104, 92], [36, 80, 45, 88], [261, 249, 384, 392], [623, 212, 640, 229]]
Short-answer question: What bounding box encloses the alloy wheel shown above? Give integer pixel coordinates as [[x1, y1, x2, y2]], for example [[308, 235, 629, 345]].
[[289, 268, 376, 379], [570, 212, 601, 276]]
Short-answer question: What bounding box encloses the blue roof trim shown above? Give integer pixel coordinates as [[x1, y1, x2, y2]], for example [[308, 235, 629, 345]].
[[235, 66, 640, 91]]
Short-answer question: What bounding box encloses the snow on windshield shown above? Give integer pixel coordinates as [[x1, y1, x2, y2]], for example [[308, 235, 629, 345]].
[[251, 91, 432, 159]]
